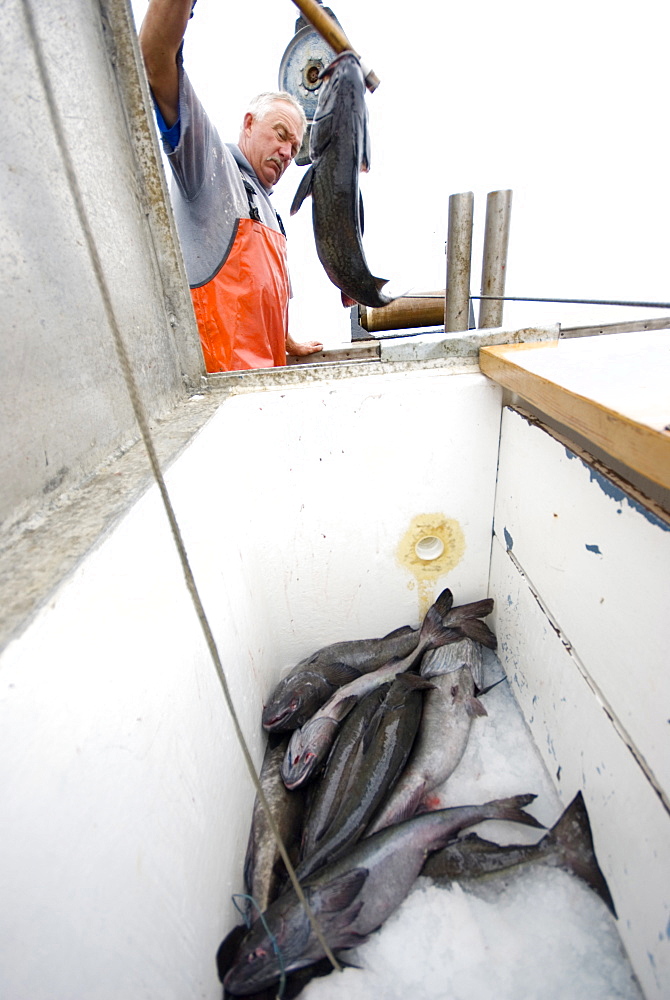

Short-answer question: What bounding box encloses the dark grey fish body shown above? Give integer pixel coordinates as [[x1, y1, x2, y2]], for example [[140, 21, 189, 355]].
[[367, 661, 487, 835], [243, 734, 304, 916], [421, 791, 617, 917], [297, 673, 434, 879], [223, 795, 542, 995], [299, 684, 390, 864], [290, 51, 393, 308], [281, 594, 463, 790], [262, 625, 419, 732]]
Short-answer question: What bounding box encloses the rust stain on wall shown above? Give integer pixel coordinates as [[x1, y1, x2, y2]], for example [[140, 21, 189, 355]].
[[396, 513, 465, 619]]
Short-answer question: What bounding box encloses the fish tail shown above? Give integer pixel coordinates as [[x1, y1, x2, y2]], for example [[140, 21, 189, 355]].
[[459, 617, 497, 649], [486, 793, 544, 829], [433, 588, 454, 617], [444, 598, 494, 624], [543, 792, 617, 917], [419, 603, 463, 651]]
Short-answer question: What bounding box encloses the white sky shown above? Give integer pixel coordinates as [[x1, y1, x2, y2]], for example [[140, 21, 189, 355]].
[[130, 0, 670, 347]]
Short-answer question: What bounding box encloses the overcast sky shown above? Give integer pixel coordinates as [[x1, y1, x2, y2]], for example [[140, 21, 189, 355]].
[[131, 0, 669, 347]]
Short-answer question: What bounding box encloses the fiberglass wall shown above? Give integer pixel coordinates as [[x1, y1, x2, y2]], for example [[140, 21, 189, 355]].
[[0, 368, 502, 998]]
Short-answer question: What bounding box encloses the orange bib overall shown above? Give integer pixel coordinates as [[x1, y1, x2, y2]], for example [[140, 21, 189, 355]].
[[190, 217, 290, 372]]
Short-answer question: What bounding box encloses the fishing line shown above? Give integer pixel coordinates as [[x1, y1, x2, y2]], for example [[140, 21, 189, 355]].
[[473, 295, 670, 309], [21, 0, 341, 977], [232, 894, 288, 998]]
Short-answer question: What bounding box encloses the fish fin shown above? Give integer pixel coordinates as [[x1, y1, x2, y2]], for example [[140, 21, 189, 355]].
[[373, 781, 427, 831], [331, 693, 360, 721], [309, 867, 368, 912], [330, 927, 369, 950], [392, 672, 436, 692], [459, 616, 497, 649], [242, 822, 256, 896], [341, 291, 357, 308], [543, 792, 617, 918], [465, 695, 488, 718], [433, 588, 454, 617], [444, 598, 494, 624], [361, 118, 371, 174], [290, 165, 314, 216], [382, 625, 416, 640], [328, 662, 364, 685], [361, 708, 384, 754]]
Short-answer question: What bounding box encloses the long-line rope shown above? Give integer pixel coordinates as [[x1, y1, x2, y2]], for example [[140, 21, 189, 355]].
[[22, 0, 341, 977]]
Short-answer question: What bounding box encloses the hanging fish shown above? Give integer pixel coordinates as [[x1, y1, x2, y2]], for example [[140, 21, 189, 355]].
[[290, 50, 393, 308]]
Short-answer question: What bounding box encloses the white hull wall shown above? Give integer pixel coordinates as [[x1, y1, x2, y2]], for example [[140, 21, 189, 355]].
[[490, 406, 670, 1000], [0, 368, 502, 999]]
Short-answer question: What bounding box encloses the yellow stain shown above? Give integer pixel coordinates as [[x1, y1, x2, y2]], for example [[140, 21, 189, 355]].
[[396, 514, 465, 619]]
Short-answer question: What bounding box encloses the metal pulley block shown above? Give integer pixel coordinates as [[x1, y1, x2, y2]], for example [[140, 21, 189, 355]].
[[278, 6, 342, 164]]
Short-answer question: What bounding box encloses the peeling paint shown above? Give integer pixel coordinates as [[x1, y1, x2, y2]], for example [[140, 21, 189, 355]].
[[565, 449, 670, 532], [585, 543, 602, 554], [503, 526, 514, 550]]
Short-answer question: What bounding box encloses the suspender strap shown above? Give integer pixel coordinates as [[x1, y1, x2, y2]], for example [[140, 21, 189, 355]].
[[241, 177, 285, 237]]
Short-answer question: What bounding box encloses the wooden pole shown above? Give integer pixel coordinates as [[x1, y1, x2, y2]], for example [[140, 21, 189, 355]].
[[359, 295, 445, 333], [290, 0, 380, 90]]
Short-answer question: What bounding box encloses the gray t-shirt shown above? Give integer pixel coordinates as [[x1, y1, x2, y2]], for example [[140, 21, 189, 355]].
[[161, 67, 283, 288]]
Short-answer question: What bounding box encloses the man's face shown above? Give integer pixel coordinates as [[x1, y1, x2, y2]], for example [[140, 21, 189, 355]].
[[240, 101, 304, 190]]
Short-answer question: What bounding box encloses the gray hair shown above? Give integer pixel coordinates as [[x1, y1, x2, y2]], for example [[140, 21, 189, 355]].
[[245, 91, 307, 130]]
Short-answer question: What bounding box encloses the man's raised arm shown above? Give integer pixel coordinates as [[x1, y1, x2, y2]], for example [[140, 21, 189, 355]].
[[139, 0, 194, 127]]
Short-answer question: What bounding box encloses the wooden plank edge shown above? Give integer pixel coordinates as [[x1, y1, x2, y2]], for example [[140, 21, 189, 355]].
[[480, 348, 670, 491]]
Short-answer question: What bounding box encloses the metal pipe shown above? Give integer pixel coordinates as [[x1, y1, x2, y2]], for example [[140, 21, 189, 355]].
[[474, 294, 670, 309], [478, 189, 512, 329], [445, 192, 474, 332], [290, 0, 380, 90], [359, 295, 445, 333]]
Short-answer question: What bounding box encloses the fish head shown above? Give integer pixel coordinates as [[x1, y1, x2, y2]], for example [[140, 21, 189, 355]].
[[280, 718, 337, 789], [262, 672, 334, 732], [223, 900, 313, 995]]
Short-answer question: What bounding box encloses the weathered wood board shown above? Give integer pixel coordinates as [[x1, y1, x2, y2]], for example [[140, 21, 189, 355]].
[[480, 330, 670, 490]]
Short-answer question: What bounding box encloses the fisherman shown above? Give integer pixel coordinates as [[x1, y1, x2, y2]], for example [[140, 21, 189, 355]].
[[138, 0, 323, 371]]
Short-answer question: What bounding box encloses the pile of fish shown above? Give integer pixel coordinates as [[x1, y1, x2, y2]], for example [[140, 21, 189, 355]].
[[217, 588, 616, 998]]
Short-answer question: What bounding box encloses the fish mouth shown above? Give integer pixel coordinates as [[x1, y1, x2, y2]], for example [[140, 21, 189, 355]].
[[261, 701, 297, 730]]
